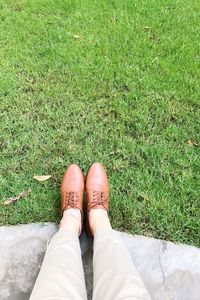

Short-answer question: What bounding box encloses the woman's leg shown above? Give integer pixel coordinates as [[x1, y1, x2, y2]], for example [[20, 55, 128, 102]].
[[30, 164, 87, 300], [90, 210, 151, 300], [86, 163, 150, 300], [85, 162, 151, 300], [30, 210, 87, 300]]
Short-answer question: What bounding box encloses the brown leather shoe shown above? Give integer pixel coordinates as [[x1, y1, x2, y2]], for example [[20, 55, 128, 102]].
[[86, 162, 109, 235], [61, 164, 84, 220]]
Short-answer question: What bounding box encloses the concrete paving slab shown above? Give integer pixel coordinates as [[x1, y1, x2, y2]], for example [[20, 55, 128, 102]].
[[0, 223, 200, 300]]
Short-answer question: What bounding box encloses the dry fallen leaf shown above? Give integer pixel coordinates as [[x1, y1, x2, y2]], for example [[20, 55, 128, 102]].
[[187, 139, 199, 147], [34, 175, 52, 181], [139, 192, 150, 201], [1, 189, 31, 206], [149, 34, 160, 41], [73, 34, 82, 39]]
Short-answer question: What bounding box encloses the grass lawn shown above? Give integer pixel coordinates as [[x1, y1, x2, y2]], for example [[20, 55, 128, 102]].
[[0, 0, 199, 246]]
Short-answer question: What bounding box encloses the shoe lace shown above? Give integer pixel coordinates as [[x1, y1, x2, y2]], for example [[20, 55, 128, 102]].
[[65, 192, 79, 209], [90, 191, 108, 210]]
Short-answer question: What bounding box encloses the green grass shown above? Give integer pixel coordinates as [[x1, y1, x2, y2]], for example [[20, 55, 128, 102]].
[[0, 0, 200, 246]]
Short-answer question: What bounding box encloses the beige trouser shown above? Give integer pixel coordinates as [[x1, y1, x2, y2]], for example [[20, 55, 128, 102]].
[[30, 228, 151, 300]]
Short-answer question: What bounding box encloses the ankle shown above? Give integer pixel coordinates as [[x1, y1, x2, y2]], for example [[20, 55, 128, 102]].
[[89, 209, 111, 235], [60, 209, 81, 235]]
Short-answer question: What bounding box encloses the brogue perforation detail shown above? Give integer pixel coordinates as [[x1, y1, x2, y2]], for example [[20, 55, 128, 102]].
[[64, 191, 79, 210], [89, 191, 108, 210]]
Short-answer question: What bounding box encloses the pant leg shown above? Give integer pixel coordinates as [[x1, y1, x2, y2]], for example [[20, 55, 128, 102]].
[[92, 229, 151, 300], [30, 229, 87, 300]]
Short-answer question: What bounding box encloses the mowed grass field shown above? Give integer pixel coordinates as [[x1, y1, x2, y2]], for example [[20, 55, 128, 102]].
[[0, 0, 199, 246]]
